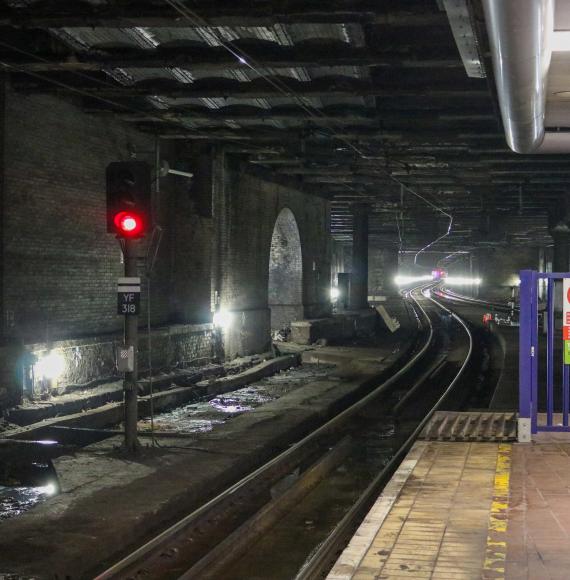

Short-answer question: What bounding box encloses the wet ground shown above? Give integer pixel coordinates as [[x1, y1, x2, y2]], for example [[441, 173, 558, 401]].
[[138, 362, 336, 434], [0, 363, 337, 520], [0, 484, 57, 520]]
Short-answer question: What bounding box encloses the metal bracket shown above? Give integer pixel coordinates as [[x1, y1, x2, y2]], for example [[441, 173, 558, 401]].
[[117, 345, 135, 373], [518, 418, 532, 443]]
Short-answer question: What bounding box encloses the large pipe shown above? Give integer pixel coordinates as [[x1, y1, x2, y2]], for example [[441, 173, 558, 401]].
[[482, 0, 570, 153]]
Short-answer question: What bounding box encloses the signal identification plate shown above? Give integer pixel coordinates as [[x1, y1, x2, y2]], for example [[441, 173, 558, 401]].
[[117, 277, 141, 315]]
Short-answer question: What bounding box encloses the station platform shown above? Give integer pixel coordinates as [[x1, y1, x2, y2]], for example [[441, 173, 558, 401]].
[[329, 424, 570, 580]]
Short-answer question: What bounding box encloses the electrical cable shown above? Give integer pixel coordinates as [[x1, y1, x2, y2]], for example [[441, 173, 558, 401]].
[[413, 214, 454, 267], [145, 225, 164, 447], [146, 275, 159, 447]]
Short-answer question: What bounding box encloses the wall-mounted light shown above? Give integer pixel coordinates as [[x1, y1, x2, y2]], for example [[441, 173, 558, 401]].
[[34, 352, 66, 382], [330, 287, 340, 301], [213, 309, 234, 330], [38, 482, 58, 496]]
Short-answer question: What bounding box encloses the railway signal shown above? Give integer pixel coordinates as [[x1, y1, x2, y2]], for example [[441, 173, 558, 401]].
[[106, 160, 152, 453], [106, 161, 152, 238]]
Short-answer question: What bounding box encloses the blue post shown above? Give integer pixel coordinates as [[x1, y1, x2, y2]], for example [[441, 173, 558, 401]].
[[518, 270, 534, 441], [530, 271, 539, 434], [547, 279, 554, 426]]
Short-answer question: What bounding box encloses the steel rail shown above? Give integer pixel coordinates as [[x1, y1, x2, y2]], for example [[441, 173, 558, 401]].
[[94, 286, 436, 580], [437, 285, 516, 312], [295, 283, 474, 580]]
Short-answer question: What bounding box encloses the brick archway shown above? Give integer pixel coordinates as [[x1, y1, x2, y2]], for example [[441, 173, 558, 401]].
[[268, 208, 303, 331]]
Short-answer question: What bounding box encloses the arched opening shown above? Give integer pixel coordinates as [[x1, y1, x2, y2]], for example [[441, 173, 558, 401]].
[[268, 208, 303, 333]]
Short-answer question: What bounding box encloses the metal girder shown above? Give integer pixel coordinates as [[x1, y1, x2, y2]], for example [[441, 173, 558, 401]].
[[0, 3, 447, 28], [14, 78, 490, 100]]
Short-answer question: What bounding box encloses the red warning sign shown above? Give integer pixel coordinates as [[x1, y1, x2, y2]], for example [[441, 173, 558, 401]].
[[562, 278, 570, 340]]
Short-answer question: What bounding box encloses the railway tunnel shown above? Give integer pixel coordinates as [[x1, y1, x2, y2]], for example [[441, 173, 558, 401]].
[[0, 1, 569, 578]]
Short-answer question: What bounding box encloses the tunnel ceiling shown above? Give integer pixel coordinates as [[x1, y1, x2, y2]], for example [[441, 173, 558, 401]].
[[0, 0, 563, 263]]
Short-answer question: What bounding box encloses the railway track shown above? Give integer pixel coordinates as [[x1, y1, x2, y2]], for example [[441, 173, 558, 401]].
[[435, 284, 521, 411], [95, 284, 476, 580], [435, 285, 516, 312]]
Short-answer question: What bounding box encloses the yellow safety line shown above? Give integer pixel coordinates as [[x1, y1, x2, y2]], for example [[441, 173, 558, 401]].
[[483, 443, 512, 578]]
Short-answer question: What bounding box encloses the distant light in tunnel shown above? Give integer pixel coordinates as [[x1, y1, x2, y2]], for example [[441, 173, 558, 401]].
[[213, 309, 234, 330], [330, 287, 340, 301], [445, 277, 482, 286], [394, 275, 432, 286], [34, 352, 66, 382]]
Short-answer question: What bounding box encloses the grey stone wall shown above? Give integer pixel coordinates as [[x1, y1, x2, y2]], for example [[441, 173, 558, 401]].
[[21, 323, 213, 397]]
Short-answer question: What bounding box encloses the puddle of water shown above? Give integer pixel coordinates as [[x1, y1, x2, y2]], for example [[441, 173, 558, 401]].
[[142, 364, 337, 434], [0, 484, 57, 520], [209, 399, 254, 414]]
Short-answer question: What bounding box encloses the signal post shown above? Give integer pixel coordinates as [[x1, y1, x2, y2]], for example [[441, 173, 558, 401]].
[[106, 160, 152, 453], [120, 242, 140, 453]]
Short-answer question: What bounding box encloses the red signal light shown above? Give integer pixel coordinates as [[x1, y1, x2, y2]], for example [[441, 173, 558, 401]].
[[113, 211, 144, 238]]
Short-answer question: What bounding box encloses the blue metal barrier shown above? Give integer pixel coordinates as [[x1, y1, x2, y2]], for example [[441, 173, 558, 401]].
[[519, 270, 570, 441]]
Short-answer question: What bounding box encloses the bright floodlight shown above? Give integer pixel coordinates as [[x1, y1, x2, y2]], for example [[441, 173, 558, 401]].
[[39, 482, 58, 496], [445, 276, 482, 286], [330, 287, 340, 300], [213, 309, 234, 330], [34, 352, 66, 381], [394, 274, 432, 286]]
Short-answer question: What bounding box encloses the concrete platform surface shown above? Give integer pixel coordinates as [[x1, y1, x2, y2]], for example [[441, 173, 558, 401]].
[[329, 435, 570, 580]]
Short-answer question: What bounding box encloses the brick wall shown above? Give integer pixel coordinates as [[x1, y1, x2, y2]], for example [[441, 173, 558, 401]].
[[166, 148, 214, 325], [0, 83, 332, 408], [214, 160, 332, 357], [2, 83, 173, 340], [368, 240, 400, 296], [0, 83, 217, 409], [331, 238, 400, 300]]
